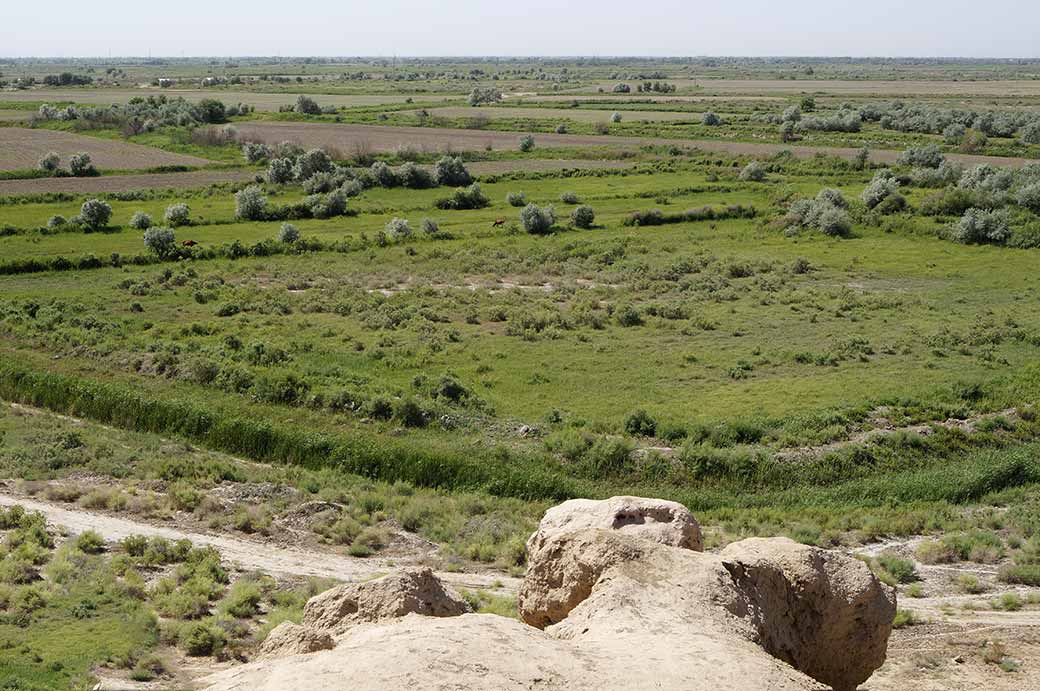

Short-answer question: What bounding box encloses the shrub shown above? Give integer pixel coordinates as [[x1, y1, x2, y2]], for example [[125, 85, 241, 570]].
[[519, 135, 535, 152], [434, 156, 472, 187], [624, 409, 657, 437], [129, 211, 153, 230], [294, 95, 322, 115], [180, 622, 225, 656], [559, 191, 579, 204], [242, 141, 272, 163], [369, 160, 399, 188], [75, 530, 106, 554], [235, 185, 268, 220], [399, 162, 434, 189], [294, 149, 334, 181], [817, 207, 852, 237], [781, 106, 802, 123], [519, 203, 556, 234], [506, 191, 526, 207], [897, 144, 945, 169], [876, 552, 917, 583], [1022, 121, 1040, 145], [435, 183, 488, 211], [951, 207, 1012, 245], [38, 151, 60, 173], [143, 227, 176, 258], [220, 581, 262, 618], [610, 112, 622, 123], [79, 198, 112, 230], [571, 205, 595, 229], [701, 112, 722, 126], [943, 123, 967, 145], [278, 223, 300, 244], [420, 218, 439, 236], [68, 152, 96, 176], [164, 203, 190, 227], [266, 157, 295, 184], [739, 161, 766, 182], [1016, 181, 1040, 212], [612, 83, 631, 93], [46, 215, 66, 228], [385, 217, 412, 240], [555, 124, 567, 134], [861, 170, 899, 209], [305, 189, 348, 218], [779, 120, 798, 142]]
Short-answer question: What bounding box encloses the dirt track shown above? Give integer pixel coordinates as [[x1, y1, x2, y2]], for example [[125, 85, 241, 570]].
[[231, 121, 1040, 169], [0, 491, 518, 592], [0, 127, 214, 171]]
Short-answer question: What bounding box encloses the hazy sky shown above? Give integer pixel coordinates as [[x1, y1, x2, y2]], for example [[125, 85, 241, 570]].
[[2, 0, 1037, 58]]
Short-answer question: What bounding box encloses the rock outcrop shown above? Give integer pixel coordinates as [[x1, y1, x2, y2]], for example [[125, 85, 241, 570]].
[[302, 567, 471, 635], [203, 496, 895, 691]]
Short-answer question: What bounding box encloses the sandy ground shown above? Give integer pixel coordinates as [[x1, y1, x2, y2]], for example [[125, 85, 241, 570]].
[[0, 127, 214, 171], [230, 121, 1040, 168], [587, 79, 1040, 97]]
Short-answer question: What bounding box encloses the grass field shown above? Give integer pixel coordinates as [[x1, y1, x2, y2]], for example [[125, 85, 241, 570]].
[[4, 56, 1040, 690]]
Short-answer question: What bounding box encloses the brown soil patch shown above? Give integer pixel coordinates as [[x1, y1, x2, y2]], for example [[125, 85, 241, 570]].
[[0, 127, 214, 171], [590, 78, 1040, 97], [418, 106, 702, 122], [0, 169, 258, 195]]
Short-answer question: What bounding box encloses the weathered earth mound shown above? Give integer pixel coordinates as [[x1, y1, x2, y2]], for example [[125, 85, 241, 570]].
[[302, 567, 471, 636], [203, 496, 895, 691], [255, 622, 334, 660]]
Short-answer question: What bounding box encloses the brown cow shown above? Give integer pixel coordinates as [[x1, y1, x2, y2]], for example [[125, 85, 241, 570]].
[[491, 219, 505, 227], [182, 240, 198, 247]]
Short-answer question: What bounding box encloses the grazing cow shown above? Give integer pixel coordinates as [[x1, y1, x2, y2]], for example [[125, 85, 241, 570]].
[[182, 239, 198, 247], [491, 219, 505, 227]]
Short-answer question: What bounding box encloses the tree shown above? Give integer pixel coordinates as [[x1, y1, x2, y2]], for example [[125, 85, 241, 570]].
[[519, 134, 535, 152], [701, 112, 722, 126], [612, 83, 631, 93], [1022, 121, 1040, 145], [370, 160, 400, 187], [195, 99, 226, 124], [68, 152, 96, 177], [399, 162, 433, 189], [779, 120, 798, 142], [1016, 182, 1040, 212], [129, 211, 153, 230], [467, 87, 502, 106], [164, 203, 190, 227], [143, 226, 176, 257], [79, 198, 111, 231], [434, 156, 471, 187], [235, 185, 268, 220], [781, 106, 802, 123], [38, 151, 60, 173], [294, 95, 322, 115], [571, 205, 595, 229], [278, 223, 300, 243], [861, 171, 899, 209], [506, 191, 526, 207], [520, 204, 556, 234], [610, 112, 622, 123], [800, 97, 816, 112]]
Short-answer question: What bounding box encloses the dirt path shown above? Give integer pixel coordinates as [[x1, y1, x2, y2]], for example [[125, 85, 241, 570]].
[[0, 491, 519, 593], [231, 121, 1040, 168]]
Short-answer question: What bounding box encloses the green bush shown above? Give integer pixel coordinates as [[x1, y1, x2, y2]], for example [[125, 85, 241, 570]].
[[624, 409, 657, 437], [179, 621, 226, 656]]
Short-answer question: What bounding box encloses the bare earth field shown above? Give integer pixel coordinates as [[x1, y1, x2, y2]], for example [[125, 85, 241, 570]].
[[0, 110, 30, 122], [0, 88, 458, 110], [416, 106, 703, 122], [230, 121, 1040, 168], [0, 127, 214, 171], [588, 78, 1040, 97], [0, 169, 258, 195]]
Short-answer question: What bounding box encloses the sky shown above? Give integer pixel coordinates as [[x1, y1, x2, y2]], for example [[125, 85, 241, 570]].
[[1, 0, 1037, 59]]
